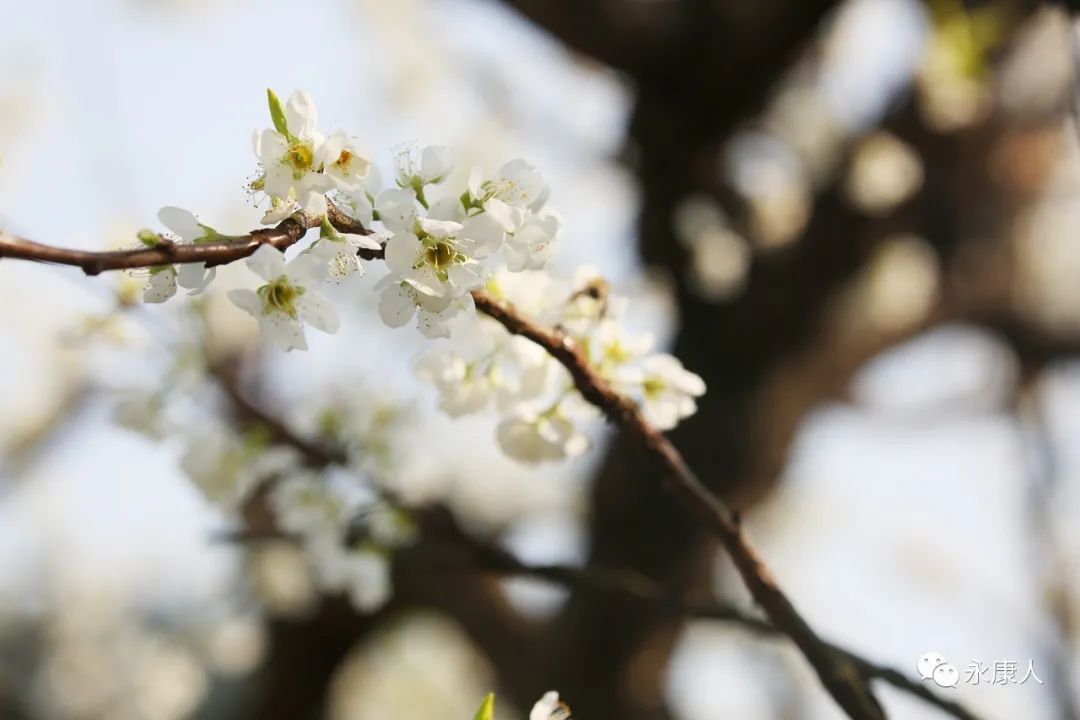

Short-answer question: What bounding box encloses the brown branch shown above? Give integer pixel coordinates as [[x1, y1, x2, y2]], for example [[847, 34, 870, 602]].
[[1, 226, 884, 718], [469, 290, 885, 720], [0, 202, 378, 276], [453, 543, 981, 720], [206, 325, 978, 720]]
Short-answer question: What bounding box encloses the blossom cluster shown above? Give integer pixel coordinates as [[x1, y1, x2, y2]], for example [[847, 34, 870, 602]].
[[416, 268, 705, 462], [134, 89, 705, 464], [111, 352, 413, 614]]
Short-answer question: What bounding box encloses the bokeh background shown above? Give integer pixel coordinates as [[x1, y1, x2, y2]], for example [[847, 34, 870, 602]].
[[3, 0, 1080, 718]]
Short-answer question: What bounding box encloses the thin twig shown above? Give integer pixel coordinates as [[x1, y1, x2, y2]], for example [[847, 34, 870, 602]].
[[0, 202, 377, 275]]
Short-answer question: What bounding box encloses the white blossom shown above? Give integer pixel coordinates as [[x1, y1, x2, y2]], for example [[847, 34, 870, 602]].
[[253, 90, 335, 218], [415, 349, 496, 417], [306, 535, 391, 612], [636, 354, 707, 431], [394, 144, 453, 190], [495, 407, 589, 463], [179, 429, 296, 510], [470, 159, 550, 212], [376, 275, 471, 339], [309, 218, 385, 281], [228, 245, 339, 352], [531, 691, 571, 720], [317, 129, 371, 191], [158, 206, 219, 293]]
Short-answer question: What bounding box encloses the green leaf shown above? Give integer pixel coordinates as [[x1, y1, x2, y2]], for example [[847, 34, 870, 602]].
[[266, 88, 290, 137], [472, 693, 495, 720]]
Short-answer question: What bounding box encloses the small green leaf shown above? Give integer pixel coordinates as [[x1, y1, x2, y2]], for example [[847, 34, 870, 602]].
[[266, 88, 290, 136], [473, 693, 495, 720]]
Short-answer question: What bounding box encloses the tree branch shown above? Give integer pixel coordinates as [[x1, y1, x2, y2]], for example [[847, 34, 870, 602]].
[[0, 203, 377, 276], [210, 329, 982, 720], [469, 291, 885, 719]]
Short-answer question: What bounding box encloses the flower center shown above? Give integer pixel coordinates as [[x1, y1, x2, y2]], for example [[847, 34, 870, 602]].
[[642, 377, 666, 398], [424, 241, 455, 272], [334, 149, 353, 172], [257, 276, 304, 318], [284, 141, 315, 178]]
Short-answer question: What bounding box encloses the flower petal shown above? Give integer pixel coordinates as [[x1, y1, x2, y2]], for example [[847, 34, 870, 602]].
[[378, 282, 417, 328], [375, 188, 418, 232], [285, 90, 318, 138], [420, 145, 452, 183], [260, 312, 308, 352], [246, 244, 286, 281], [297, 290, 340, 334], [384, 232, 422, 275], [228, 288, 261, 317], [157, 206, 203, 241], [143, 267, 177, 303]]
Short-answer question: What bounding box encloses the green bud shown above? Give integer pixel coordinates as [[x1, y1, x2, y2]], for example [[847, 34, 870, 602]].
[[137, 229, 161, 247], [266, 88, 290, 138], [472, 694, 495, 720]]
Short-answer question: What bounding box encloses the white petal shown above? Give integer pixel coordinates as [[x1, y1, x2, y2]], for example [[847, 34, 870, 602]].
[[316, 130, 346, 168], [297, 189, 329, 217], [378, 282, 417, 328], [467, 166, 484, 199], [403, 267, 445, 297], [177, 262, 213, 292], [461, 213, 504, 258], [418, 217, 462, 238], [530, 692, 568, 720], [447, 262, 482, 292], [428, 196, 464, 222], [287, 251, 328, 285], [420, 145, 452, 183], [260, 312, 307, 352], [484, 197, 521, 231], [143, 267, 177, 303], [254, 128, 287, 162], [297, 291, 340, 334], [246, 244, 286, 281], [417, 309, 451, 339], [157, 206, 202, 241], [343, 232, 382, 251], [285, 90, 318, 138], [228, 288, 261, 317], [375, 188, 418, 232], [384, 232, 422, 275]]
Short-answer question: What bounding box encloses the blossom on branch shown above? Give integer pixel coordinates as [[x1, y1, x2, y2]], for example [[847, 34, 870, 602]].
[[228, 245, 339, 351]]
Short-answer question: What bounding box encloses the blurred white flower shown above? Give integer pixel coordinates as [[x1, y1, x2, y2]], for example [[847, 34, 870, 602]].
[[496, 408, 589, 464], [636, 354, 706, 431], [306, 536, 391, 613], [531, 691, 572, 720]]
